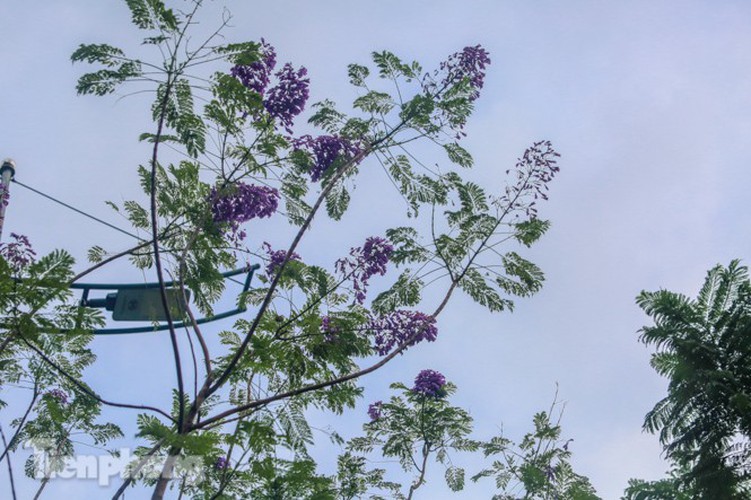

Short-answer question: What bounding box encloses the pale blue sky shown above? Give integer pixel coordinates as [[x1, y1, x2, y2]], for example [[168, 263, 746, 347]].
[[2, 1, 751, 498]]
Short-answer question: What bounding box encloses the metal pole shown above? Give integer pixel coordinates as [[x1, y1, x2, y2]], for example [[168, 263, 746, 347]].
[[0, 159, 16, 242]]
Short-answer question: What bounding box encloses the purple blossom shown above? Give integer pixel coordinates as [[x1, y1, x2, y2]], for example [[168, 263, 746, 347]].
[[210, 182, 279, 239], [335, 237, 394, 304], [499, 140, 560, 220], [367, 401, 383, 421], [264, 63, 310, 133], [320, 315, 339, 342], [214, 456, 229, 470], [420, 45, 491, 139], [0, 233, 36, 272], [231, 39, 277, 95], [263, 242, 300, 277], [440, 45, 491, 101], [45, 389, 68, 405], [292, 134, 362, 182], [368, 310, 437, 356], [411, 369, 446, 398]]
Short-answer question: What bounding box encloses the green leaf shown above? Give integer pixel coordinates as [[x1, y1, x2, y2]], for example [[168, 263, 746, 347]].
[[309, 99, 345, 134], [444, 142, 474, 168], [125, 0, 153, 29], [138, 132, 180, 144], [385, 227, 429, 265], [174, 78, 206, 156], [456, 181, 488, 214], [280, 170, 312, 226], [400, 94, 435, 128], [325, 180, 350, 221], [372, 51, 410, 79], [514, 219, 551, 247], [372, 270, 423, 314], [460, 268, 513, 313], [353, 91, 395, 115], [446, 466, 465, 492], [215, 41, 262, 65], [387, 155, 448, 215], [348, 64, 370, 86], [74, 61, 142, 96], [500, 252, 544, 297], [87, 246, 106, 264], [123, 200, 150, 229], [212, 72, 264, 112], [285, 196, 312, 226], [150, 79, 205, 156], [70, 44, 125, 67], [124, 0, 178, 31]]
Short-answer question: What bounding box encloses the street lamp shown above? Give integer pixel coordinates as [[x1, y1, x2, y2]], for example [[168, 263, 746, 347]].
[[73, 264, 259, 335], [0, 158, 16, 241]]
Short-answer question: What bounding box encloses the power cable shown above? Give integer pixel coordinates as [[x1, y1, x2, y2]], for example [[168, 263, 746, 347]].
[[11, 178, 248, 287], [12, 178, 141, 240]]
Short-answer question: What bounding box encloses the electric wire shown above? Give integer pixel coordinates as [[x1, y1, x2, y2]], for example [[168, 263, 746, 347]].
[[11, 178, 248, 287], [12, 178, 141, 240]]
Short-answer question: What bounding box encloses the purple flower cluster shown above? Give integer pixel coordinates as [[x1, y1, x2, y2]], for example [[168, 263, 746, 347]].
[[210, 182, 279, 239], [335, 236, 394, 304], [500, 140, 561, 219], [0, 233, 36, 272], [411, 369, 446, 398], [440, 45, 491, 101], [231, 41, 309, 133], [367, 401, 383, 421], [368, 310, 438, 356], [230, 40, 277, 94], [45, 389, 68, 405], [214, 456, 229, 470], [263, 241, 301, 277], [320, 315, 340, 341], [264, 63, 310, 133], [292, 135, 362, 182]]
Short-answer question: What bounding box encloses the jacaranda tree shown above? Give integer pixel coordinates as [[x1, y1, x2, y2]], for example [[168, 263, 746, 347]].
[[0, 1, 588, 498]]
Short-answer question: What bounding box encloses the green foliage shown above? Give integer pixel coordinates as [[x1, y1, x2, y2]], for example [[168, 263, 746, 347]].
[[371, 51, 420, 81], [372, 270, 423, 315], [385, 227, 430, 265], [347, 64, 370, 87], [460, 268, 514, 312], [340, 381, 598, 499], [473, 401, 600, 500], [124, 0, 178, 31], [499, 252, 545, 298], [636, 260, 751, 497], [354, 91, 396, 115], [324, 179, 351, 221], [152, 79, 206, 157], [0, 247, 118, 484], [622, 464, 697, 500], [0, 3, 564, 498], [335, 451, 404, 499], [345, 379, 476, 497], [215, 41, 263, 66], [387, 155, 449, 215], [514, 219, 551, 247], [443, 142, 474, 168], [70, 42, 143, 96]]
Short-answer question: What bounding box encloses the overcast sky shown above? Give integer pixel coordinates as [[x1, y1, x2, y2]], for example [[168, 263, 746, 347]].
[[2, 1, 751, 498]]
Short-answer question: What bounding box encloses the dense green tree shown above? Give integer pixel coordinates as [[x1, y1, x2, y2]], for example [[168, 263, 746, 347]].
[[635, 260, 751, 498]]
